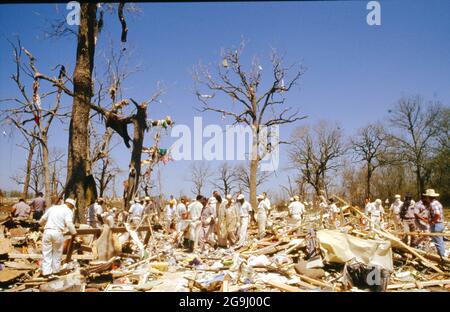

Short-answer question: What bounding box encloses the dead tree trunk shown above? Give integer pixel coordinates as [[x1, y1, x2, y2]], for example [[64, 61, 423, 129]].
[[23, 136, 36, 199], [124, 101, 147, 210], [41, 137, 51, 206], [65, 3, 98, 222]]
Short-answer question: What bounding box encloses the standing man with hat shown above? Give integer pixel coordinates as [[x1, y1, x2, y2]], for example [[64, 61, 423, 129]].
[[389, 194, 403, 229], [400, 193, 419, 246], [256, 194, 270, 239], [39, 198, 77, 277], [236, 194, 251, 247], [423, 189, 446, 260]]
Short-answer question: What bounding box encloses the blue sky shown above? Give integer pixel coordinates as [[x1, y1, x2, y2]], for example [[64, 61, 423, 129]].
[[0, 1, 449, 198]]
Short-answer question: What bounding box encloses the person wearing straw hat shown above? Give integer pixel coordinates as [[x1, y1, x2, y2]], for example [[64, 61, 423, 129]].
[[423, 189, 446, 259], [256, 194, 270, 239], [39, 198, 77, 277]]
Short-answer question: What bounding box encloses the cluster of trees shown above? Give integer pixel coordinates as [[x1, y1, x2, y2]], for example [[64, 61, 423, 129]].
[[286, 96, 449, 206], [1, 3, 169, 222], [188, 162, 271, 197]]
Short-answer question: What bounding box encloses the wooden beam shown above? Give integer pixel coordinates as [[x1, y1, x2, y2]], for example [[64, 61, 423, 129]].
[[9, 253, 94, 260], [74, 226, 151, 235], [265, 281, 304, 292], [387, 279, 450, 290]]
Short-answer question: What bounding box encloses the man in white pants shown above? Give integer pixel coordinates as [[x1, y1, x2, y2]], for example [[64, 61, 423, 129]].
[[236, 194, 251, 247], [256, 194, 270, 239], [288, 196, 305, 232], [39, 198, 77, 277], [187, 195, 204, 252]]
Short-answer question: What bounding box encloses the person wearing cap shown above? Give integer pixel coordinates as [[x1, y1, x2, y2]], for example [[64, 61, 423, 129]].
[[236, 194, 251, 247], [389, 195, 403, 229], [186, 195, 204, 252], [367, 199, 385, 230], [128, 198, 144, 227], [288, 196, 305, 231], [256, 194, 270, 239], [11, 198, 31, 219], [423, 189, 446, 259], [39, 198, 77, 277], [86, 197, 104, 228], [399, 193, 419, 246], [174, 196, 189, 247]]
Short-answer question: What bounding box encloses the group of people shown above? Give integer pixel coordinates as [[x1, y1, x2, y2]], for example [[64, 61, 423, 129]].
[[160, 191, 274, 253], [7, 187, 446, 277], [10, 192, 46, 220], [364, 189, 446, 260]]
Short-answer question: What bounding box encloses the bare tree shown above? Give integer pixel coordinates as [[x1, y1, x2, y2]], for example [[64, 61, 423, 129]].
[[280, 174, 305, 198], [194, 42, 306, 209], [189, 162, 212, 196], [351, 123, 390, 198], [210, 162, 239, 195], [387, 96, 443, 196], [1, 40, 70, 206], [235, 163, 271, 194], [289, 121, 346, 197]]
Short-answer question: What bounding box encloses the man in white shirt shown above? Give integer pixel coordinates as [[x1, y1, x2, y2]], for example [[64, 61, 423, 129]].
[[367, 198, 385, 229], [128, 198, 144, 227], [236, 194, 251, 247], [256, 194, 270, 239], [389, 194, 403, 228], [288, 196, 305, 231], [86, 198, 104, 228], [187, 195, 204, 252], [262, 192, 271, 215], [328, 198, 340, 228], [164, 199, 176, 232], [39, 198, 77, 277], [175, 197, 189, 246]]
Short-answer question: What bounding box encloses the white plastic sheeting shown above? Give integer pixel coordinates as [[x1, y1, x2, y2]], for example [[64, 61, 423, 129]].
[[316, 229, 393, 271]]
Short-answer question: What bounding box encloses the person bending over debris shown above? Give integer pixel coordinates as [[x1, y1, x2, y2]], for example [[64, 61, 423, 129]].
[[39, 198, 77, 277], [30, 192, 46, 220], [423, 189, 446, 260], [11, 198, 31, 219], [86, 197, 104, 228], [256, 194, 270, 239], [236, 194, 251, 248]]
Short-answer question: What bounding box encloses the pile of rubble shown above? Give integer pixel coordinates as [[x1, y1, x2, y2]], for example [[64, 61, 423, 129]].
[[1, 198, 449, 292]]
